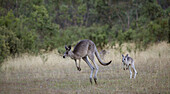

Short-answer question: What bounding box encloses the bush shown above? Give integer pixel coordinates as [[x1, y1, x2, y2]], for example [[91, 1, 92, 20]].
[[0, 26, 21, 64], [83, 24, 110, 49], [55, 25, 110, 53]]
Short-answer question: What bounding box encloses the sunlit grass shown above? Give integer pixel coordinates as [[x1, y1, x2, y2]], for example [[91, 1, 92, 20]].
[[0, 42, 170, 94]]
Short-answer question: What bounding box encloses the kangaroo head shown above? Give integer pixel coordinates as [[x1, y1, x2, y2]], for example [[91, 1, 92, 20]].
[[63, 45, 72, 58], [122, 54, 128, 63]]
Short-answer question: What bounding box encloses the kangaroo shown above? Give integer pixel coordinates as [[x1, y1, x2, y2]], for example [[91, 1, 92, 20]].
[[122, 54, 137, 79], [63, 39, 112, 84]]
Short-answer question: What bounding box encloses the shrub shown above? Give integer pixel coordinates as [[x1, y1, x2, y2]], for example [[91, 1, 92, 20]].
[[84, 24, 110, 49], [0, 26, 21, 64]]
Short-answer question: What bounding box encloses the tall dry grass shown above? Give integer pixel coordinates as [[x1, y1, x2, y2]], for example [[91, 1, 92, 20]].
[[0, 42, 170, 94]]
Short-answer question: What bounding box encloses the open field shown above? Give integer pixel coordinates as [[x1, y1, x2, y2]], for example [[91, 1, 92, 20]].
[[0, 42, 170, 94]]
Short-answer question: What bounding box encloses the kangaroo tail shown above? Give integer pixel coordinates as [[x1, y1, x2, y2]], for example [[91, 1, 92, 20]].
[[95, 47, 112, 66]]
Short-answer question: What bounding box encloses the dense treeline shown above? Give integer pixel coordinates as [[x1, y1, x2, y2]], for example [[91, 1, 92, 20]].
[[0, 0, 169, 64]]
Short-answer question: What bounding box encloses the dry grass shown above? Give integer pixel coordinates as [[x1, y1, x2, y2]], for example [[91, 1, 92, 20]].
[[0, 42, 170, 94]]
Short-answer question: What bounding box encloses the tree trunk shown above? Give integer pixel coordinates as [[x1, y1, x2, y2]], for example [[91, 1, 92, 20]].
[[115, 9, 126, 32], [135, 9, 138, 28], [126, 11, 130, 30]]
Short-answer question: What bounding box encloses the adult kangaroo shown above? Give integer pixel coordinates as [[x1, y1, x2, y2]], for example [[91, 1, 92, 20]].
[[63, 39, 112, 84]]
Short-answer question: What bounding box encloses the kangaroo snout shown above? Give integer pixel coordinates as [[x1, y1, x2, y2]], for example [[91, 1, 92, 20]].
[[63, 56, 65, 58]]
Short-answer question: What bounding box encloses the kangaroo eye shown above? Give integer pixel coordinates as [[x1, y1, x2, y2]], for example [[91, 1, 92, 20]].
[[66, 52, 68, 54]]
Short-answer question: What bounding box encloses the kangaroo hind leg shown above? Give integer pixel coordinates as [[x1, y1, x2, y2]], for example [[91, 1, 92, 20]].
[[132, 64, 137, 78], [88, 53, 99, 85], [82, 56, 94, 84], [129, 66, 132, 79]]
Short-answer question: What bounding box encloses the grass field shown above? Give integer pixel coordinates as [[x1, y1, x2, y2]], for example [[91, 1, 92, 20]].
[[0, 42, 170, 94]]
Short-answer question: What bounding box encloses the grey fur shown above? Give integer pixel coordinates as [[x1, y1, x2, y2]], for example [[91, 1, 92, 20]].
[[63, 39, 112, 84], [122, 54, 137, 79]]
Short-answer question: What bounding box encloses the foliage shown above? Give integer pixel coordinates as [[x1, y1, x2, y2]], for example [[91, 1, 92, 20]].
[[83, 24, 109, 49], [0, 0, 169, 64], [57, 25, 110, 54], [0, 26, 20, 63]]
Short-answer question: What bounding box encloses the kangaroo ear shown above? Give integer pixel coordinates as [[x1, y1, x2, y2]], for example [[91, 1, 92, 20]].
[[65, 45, 68, 50], [122, 54, 124, 57], [125, 54, 128, 57], [68, 45, 71, 50]]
